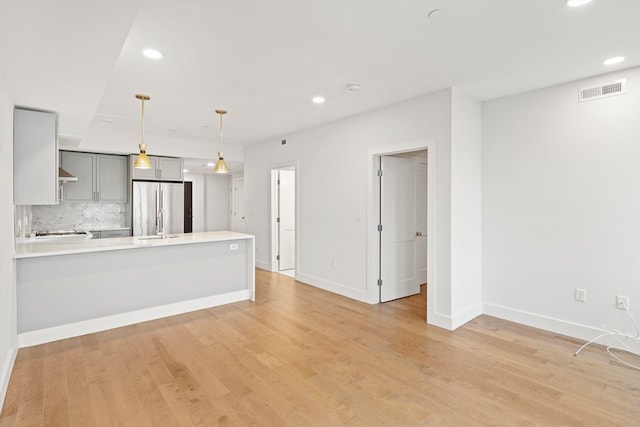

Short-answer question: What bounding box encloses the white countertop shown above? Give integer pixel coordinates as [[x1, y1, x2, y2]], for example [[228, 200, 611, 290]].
[[15, 231, 254, 259], [88, 227, 131, 231]]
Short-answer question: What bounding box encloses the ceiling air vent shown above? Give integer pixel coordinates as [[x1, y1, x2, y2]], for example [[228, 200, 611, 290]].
[[579, 79, 626, 102]]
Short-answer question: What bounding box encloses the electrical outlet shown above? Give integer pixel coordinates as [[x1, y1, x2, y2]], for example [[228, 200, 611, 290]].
[[616, 295, 629, 310], [575, 288, 586, 302]]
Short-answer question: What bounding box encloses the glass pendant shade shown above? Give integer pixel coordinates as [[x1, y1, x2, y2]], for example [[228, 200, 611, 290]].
[[214, 153, 229, 174], [134, 144, 152, 169], [134, 94, 151, 169]]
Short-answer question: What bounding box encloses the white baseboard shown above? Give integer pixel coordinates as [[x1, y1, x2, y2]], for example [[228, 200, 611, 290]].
[[427, 311, 452, 330], [451, 303, 483, 330], [295, 272, 371, 304], [18, 290, 251, 348], [484, 303, 640, 355], [426, 303, 483, 331], [0, 344, 18, 415], [255, 259, 270, 271]]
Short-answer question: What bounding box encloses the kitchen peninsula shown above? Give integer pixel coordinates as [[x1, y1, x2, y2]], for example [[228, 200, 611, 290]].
[[15, 231, 254, 347]]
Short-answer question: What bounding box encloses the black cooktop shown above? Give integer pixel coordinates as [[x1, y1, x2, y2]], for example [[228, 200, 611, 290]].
[[34, 230, 88, 237]]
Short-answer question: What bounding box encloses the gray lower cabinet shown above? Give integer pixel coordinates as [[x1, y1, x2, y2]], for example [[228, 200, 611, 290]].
[[90, 229, 131, 239], [60, 151, 127, 203]]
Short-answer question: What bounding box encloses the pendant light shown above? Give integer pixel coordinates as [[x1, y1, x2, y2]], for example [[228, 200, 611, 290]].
[[134, 94, 152, 169], [214, 109, 229, 174]]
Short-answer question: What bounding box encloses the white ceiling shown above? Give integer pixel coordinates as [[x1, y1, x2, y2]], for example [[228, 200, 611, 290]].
[[1, 0, 638, 170]]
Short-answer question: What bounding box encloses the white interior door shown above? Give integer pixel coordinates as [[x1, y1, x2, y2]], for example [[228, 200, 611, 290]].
[[380, 155, 420, 302], [278, 170, 295, 271], [233, 178, 245, 232], [416, 160, 428, 284]]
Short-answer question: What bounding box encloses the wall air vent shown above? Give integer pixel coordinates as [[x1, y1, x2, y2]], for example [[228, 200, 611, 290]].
[[579, 79, 626, 102]]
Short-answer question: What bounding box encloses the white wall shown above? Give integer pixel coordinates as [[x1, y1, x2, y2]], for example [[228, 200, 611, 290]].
[[482, 67, 640, 348], [205, 174, 230, 231], [450, 88, 483, 327], [245, 89, 474, 329], [0, 73, 18, 413], [184, 173, 230, 232]]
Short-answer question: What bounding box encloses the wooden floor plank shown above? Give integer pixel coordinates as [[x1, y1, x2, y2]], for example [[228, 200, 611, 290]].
[[42, 340, 69, 426], [2, 271, 639, 426], [13, 346, 45, 427], [64, 338, 98, 427]]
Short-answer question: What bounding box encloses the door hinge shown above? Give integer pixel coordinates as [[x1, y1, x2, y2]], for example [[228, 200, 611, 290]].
[[277, 255, 280, 261], [377, 169, 383, 177], [277, 179, 280, 185], [277, 217, 280, 223], [377, 224, 383, 232], [377, 279, 383, 287]]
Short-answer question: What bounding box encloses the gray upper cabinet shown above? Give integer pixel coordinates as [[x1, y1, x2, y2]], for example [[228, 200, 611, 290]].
[[129, 156, 158, 180], [60, 151, 127, 203], [14, 108, 59, 205], [157, 157, 183, 181], [60, 152, 94, 201], [98, 155, 127, 202], [130, 155, 183, 181]]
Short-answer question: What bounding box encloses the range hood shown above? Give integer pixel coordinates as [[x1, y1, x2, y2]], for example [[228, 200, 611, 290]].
[[58, 167, 78, 182]]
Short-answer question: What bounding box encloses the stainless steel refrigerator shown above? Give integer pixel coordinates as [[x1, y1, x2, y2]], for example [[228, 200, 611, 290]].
[[132, 181, 184, 236]]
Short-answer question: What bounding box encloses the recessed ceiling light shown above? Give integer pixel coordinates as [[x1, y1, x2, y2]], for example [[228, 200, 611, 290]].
[[207, 162, 215, 167], [603, 56, 625, 65], [312, 96, 325, 104], [183, 169, 189, 173], [143, 49, 162, 59], [566, 0, 591, 7]]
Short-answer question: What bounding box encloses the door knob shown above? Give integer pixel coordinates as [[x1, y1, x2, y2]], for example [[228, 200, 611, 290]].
[[416, 231, 422, 236]]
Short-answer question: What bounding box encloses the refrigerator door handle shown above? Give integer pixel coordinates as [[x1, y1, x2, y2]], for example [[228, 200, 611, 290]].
[[155, 189, 159, 229], [157, 189, 165, 236]]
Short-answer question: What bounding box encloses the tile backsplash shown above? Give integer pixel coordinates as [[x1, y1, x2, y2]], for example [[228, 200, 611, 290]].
[[31, 202, 126, 232]]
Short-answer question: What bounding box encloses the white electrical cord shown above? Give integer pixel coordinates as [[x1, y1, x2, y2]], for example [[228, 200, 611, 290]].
[[575, 301, 640, 370]]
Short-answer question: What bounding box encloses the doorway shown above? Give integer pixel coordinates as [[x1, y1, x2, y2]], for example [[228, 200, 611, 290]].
[[377, 150, 428, 302], [183, 181, 193, 233], [271, 167, 296, 275], [232, 178, 245, 232]]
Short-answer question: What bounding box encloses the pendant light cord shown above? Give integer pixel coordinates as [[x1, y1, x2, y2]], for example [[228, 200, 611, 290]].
[[141, 97, 145, 145], [219, 112, 223, 152]]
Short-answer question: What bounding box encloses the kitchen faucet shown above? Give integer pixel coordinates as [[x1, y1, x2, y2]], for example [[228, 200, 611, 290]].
[[157, 208, 165, 238]]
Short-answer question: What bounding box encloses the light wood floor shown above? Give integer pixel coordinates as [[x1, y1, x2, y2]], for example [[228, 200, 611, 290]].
[[1, 270, 639, 426]]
